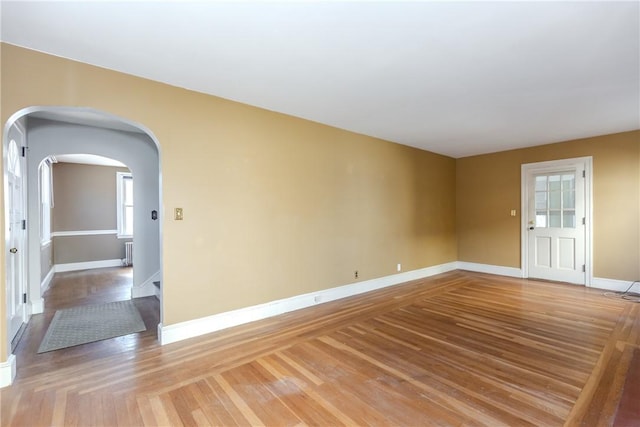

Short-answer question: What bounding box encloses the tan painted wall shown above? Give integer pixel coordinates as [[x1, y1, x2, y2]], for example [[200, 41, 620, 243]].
[[51, 163, 132, 265], [2, 43, 636, 365], [52, 235, 130, 264], [457, 131, 640, 281], [52, 163, 128, 231], [0, 44, 457, 360]]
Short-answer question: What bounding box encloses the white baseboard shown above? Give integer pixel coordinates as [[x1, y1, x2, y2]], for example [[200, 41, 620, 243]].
[[132, 270, 160, 299], [28, 268, 55, 315], [457, 261, 524, 278], [55, 259, 123, 273], [591, 277, 640, 293], [31, 298, 44, 315], [0, 354, 16, 388], [40, 267, 55, 295], [159, 261, 459, 345]]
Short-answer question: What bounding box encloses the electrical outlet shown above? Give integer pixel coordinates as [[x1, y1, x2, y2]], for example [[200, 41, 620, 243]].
[[354, 270, 359, 279], [397, 263, 402, 272]]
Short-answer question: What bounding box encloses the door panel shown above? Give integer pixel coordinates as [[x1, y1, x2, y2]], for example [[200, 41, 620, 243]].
[[526, 165, 586, 284], [6, 123, 27, 342], [535, 236, 551, 268], [558, 238, 575, 269]]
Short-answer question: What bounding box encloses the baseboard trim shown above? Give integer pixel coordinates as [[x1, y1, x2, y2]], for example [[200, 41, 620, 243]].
[[55, 259, 123, 273], [457, 261, 524, 278], [31, 298, 44, 315], [40, 267, 55, 295], [0, 354, 16, 388], [159, 261, 458, 345], [133, 270, 160, 299], [591, 277, 640, 293]]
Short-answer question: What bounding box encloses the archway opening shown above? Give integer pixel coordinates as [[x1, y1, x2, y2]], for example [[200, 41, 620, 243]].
[[2, 106, 163, 386]]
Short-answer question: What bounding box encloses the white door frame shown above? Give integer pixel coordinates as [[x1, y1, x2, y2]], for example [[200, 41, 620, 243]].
[[521, 156, 593, 286], [4, 120, 28, 352]]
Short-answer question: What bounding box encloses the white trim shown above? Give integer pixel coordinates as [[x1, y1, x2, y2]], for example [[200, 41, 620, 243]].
[[39, 159, 52, 245], [132, 270, 160, 298], [32, 266, 56, 315], [521, 156, 593, 286], [159, 262, 458, 345], [31, 298, 44, 315], [456, 261, 523, 278], [116, 172, 133, 238], [591, 277, 640, 294], [55, 259, 123, 273], [40, 267, 55, 294], [51, 229, 118, 237], [0, 354, 16, 388]]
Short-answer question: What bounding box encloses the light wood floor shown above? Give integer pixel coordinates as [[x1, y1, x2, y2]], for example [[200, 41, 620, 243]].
[[1, 268, 639, 426]]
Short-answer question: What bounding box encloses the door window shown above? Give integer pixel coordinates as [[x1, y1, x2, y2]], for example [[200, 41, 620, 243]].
[[534, 172, 575, 228], [8, 140, 20, 177]]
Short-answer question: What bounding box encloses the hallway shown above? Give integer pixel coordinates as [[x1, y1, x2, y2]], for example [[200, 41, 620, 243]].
[[11, 267, 159, 379]]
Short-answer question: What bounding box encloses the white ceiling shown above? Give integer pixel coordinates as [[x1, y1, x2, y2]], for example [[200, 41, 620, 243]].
[[1, 1, 638, 158]]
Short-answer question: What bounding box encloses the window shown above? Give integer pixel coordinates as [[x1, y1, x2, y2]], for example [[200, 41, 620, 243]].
[[117, 172, 133, 238], [39, 159, 53, 245], [534, 172, 576, 229]]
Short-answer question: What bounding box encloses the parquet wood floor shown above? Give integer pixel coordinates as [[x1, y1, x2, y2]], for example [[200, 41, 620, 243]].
[[1, 268, 638, 426]]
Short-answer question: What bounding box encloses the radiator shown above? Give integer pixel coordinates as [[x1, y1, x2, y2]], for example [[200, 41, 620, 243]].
[[124, 242, 133, 266]]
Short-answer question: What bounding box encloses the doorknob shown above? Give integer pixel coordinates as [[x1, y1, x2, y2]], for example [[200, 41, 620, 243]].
[[9, 247, 17, 253], [528, 226, 535, 230]]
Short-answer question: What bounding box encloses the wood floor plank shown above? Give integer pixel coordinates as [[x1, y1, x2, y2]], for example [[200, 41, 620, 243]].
[[2, 267, 639, 426], [256, 355, 351, 426]]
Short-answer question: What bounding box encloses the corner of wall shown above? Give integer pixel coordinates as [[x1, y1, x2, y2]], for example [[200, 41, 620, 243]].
[[132, 270, 160, 299]]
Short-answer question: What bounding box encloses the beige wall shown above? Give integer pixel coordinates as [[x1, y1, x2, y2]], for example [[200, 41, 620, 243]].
[[0, 44, 457, 360], [457, 131, 640, 281], [53, 235, 130, 264], [52, 162, 128, 231], [51, 163, 131, 265], [1, 43, 637, 364]]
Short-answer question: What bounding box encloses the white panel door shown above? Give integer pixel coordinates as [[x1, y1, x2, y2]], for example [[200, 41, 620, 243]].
[[526, 165, 586, 284], [6, 123, 27, 342]]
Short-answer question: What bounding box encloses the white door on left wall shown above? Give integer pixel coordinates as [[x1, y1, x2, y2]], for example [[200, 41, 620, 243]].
[[6, 122, 27, 344]]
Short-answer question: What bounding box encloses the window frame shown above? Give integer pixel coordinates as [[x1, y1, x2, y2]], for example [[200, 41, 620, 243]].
[[116, 171, 133, 239], [39, 160, 52, 246]]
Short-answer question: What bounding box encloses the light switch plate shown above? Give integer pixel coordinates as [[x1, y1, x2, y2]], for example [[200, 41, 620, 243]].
[[510, 209, 517, 216], [175, 208, 184, 220]]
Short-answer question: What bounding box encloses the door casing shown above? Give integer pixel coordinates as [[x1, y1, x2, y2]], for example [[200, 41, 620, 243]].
[[5, 121, 28, 347], [521, 156, 593, 286]]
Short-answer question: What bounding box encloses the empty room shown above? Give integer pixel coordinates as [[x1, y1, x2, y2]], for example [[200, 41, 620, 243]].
[[1, 1, 639, 426]]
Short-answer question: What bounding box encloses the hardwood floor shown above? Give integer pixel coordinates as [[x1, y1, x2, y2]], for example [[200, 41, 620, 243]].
[[1, 268, 639, 426]]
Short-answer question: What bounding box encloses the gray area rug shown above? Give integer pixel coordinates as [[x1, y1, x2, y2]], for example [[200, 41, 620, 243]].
[[38, 300, 146, 353]]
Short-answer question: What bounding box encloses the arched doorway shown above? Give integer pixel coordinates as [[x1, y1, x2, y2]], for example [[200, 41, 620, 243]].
[[2, 106, 163, 386]]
